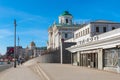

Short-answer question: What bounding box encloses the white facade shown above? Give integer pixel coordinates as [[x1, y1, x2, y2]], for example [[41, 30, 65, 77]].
[[67, 20, 120, 73], [74, 20, 120, 45], [33, 47, 46, 57]]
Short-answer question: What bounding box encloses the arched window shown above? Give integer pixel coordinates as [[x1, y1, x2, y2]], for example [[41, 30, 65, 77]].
[[81, 31, 82, 36], [70, 20, 72, 23], [65, 33, 68, 38], [66, 19, 68, 23], [112, 27, 115, 30], [83, 30, 85, 35], [88, 28, 89, 34], [103, 27, 106, 32], [96, 27, 99, 32]]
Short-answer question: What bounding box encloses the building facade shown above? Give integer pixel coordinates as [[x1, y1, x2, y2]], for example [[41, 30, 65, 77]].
[[67, 20, 120, 73], [47, 11, 82, 50], [24, 41, 46, 58], [6, 41, 46, 60], [6, 46, 24, 58]]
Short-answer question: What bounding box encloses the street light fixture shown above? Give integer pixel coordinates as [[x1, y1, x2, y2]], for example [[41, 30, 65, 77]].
[[14, 19, 17, 68]]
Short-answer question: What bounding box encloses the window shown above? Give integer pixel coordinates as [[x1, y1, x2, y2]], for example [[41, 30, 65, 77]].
[[81, 31, 82, 36], [79, 32, 81, 37], [70, 20, 72, 23], [88, 28, 89, 34], [104, 49, 118, 67], [103, 27, 106, 32], [83, 30, 85, 35], [66, 19, 68, 23], [61, 20, 62, 24], [112, 27, 115, 30], [65, 33, 68, 38], [76, 34, 77, 38], [85, 29, 87, 34], [96, 27, 99, 32]]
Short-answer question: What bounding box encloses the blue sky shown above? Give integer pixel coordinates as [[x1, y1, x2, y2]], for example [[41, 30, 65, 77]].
[[0, 0, 120, 54]]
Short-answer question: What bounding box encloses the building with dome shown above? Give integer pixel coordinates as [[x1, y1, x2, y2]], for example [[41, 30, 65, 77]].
[[30, 41, 36, 49], [47, 11, 83, 50], [42, 11, 85, 64], [22, 41, 47, 59]]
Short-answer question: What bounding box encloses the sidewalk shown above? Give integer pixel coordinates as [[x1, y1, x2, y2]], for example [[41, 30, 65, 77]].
[[0, 65, 41, 80], [37, 63, 120, 80], [0, 63, 120, 80]]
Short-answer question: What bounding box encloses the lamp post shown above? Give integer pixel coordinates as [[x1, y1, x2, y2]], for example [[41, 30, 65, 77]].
[[14, 19, 17, 68]]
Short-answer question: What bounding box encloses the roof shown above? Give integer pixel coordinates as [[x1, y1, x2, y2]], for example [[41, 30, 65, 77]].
[[60, 11, 72, 16], [55, 24, 82, 28], [91, 20, 120, 24], [30, 41, 36, 47]]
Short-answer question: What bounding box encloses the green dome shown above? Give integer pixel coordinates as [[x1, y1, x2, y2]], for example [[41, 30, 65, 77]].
[[61, 11, 72, 16]]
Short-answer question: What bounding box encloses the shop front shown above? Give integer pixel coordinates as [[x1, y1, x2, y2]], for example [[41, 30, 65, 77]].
[[79, 50, 99, 68], [79, 53, 98, 68], [103, 47, 120, 73]]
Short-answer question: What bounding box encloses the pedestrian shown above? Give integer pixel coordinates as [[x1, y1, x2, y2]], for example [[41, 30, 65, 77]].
[[17, 58, 20, 65], [20, 58, 23, 65]]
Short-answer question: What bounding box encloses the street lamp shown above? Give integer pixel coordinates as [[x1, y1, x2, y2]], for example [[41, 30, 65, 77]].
[[14, 19, 17, 68]]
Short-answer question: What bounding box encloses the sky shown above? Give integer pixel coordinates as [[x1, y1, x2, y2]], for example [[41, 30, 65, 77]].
[[0, 0, 120, 54]]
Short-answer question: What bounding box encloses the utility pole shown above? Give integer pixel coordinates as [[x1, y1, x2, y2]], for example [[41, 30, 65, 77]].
[[18, 36, 20, 46], [14, 19, 17, 68], [18, 36, 20, 59]]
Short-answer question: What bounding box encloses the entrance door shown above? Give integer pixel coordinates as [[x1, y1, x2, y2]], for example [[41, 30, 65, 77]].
[[87, 54, 91, 67], [87, 53, 98, 68]]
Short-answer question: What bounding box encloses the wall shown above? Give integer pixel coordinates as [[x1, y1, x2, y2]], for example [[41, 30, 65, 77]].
[[37, 42, 76, 63]]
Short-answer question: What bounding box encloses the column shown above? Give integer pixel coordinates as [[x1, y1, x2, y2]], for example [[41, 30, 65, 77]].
[[77, 52, 80, 66], [98, 48, 103, 70]]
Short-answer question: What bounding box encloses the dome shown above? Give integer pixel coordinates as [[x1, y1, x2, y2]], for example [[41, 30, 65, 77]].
[[61, 11, 72, 16], [30, 41, 36, 47]]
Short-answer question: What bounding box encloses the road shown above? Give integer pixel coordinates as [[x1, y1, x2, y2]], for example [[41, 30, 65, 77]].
[[0, 62, 13, 72], [0, 65, 42, 80]]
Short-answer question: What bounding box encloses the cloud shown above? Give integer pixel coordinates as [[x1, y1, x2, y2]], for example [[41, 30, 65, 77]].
[[0, 6, 49, 28], [0, 29, 13, 38], [0, 6, 49, 54], [0, 6, 34, 18], [18, 29, 47, 35]]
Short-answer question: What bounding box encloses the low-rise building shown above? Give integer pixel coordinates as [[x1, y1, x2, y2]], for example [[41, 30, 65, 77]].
[[67, 20, 120, 73]]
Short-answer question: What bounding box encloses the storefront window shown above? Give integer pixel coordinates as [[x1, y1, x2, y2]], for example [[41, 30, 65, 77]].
[[104, 49, 118, 67], [118, 49, 120, 67]]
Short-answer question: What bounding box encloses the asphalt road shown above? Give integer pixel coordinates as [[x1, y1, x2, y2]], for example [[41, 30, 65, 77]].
[[0, 65, 42, 80], [0, 62, 13, 72]]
